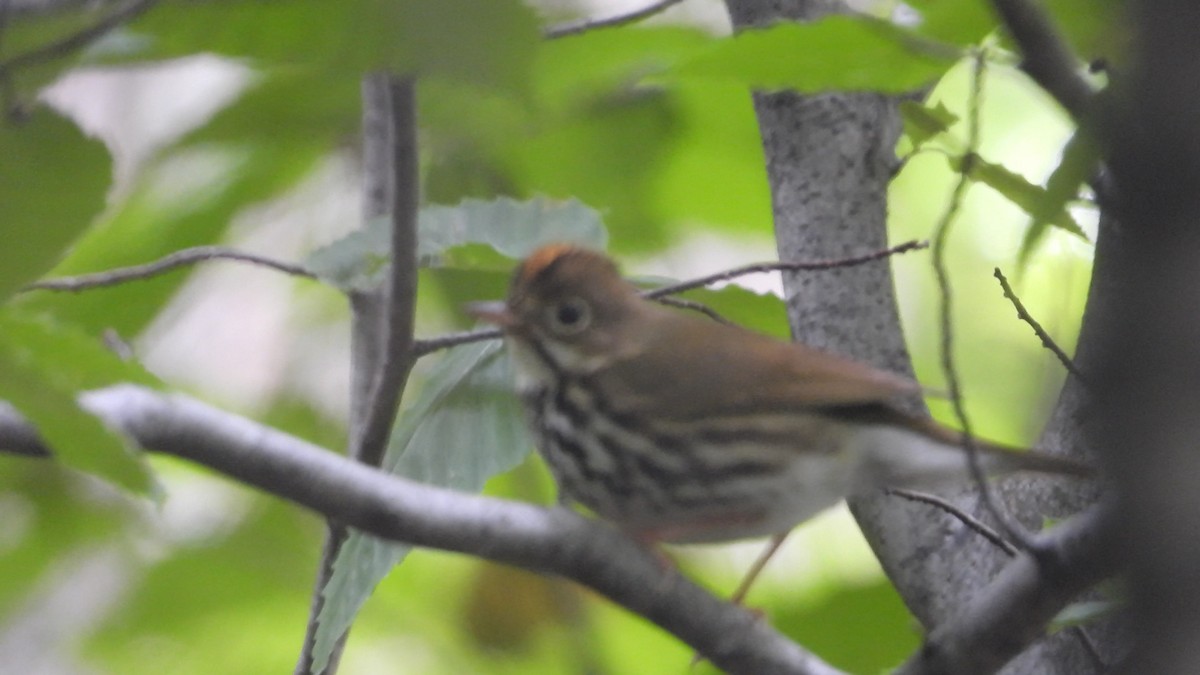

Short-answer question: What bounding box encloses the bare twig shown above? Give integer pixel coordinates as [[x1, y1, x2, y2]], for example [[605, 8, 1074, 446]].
[[988, 0, 1094, 122], [930, 51, 1038, 552], [643, 239, 929, 299], [887, 488, 1018, 556], [544, 0, 688, 40], [993, 267, 1087, 383], [22, 245, 318, 292], [0, 0, 159, 73], [413, 327, 503, 356], [653, 295, 732, 324], [297, 74, 422, 675]]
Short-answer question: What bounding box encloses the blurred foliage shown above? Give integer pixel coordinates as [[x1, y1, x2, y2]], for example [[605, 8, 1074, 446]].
[[0, 0, 1104, 673]]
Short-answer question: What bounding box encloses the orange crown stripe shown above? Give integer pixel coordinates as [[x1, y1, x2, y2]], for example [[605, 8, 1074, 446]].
[[518, 243, 580, 284]]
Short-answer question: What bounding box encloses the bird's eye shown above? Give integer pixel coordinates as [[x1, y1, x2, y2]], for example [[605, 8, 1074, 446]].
[[547, 297, 591, 335]]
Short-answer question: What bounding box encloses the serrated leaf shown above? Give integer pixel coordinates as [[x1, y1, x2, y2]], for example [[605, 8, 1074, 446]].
[[0, 109, 111, 302], [312, 339, 531, 675], [949, 154, 1087, 239], [307, 197, 607, 291], [1018, 129, 1099, 265], [304, 217, 392, 291], [671, 16, 958, 93], [899, 100, 960, 149], [0, 315, 156, 495], [419, 197, 607, 264]]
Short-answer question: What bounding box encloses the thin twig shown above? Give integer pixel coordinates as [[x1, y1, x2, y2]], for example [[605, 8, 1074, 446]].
[[642, 239, 929, 299], [544, 0, 688, 40], [653, 295, 731, 324], [411, 241, 929, 358], [993, 267, 1088, 383], [930, 51, 1037, 552], [988, 0, 1093, 122], [0, 0, 160, 73], [22, 245, 318, 292], [298, 75, 421, 675], [887, 488, 1018, 556], [413, 328, 502, 356]]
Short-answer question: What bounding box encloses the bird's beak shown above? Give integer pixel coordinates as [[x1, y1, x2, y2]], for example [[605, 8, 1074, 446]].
[[465, 301, 517, 328]]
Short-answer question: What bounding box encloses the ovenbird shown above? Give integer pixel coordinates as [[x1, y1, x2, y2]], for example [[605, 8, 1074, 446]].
[[469, 244, 1088, 544]]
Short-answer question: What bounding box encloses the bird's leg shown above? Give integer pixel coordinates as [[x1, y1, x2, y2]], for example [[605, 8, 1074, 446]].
[[730, 532, 790, 606]]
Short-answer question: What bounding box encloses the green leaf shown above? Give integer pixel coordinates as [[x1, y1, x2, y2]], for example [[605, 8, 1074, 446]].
[[312, 339, 531, 675], [0, 109, 111, 302], [306, 197, 608, 291], [899, 100, 959, 149], [0, 312, 156, 494], [906, 0, 998, 46], [676, 286, 790, 340], [949, 154, 1087, 239], [419, 197, 608, 262], [122, 0, 538, 93], [18, 140, 325, 335], [1018, 128, 1099, 265], [671, 16, 958, 92]]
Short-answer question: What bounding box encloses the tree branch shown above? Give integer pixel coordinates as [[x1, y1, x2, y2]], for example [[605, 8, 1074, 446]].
[[993, 267, 1087, 383], [895, 503, 1116, 675], [297, 73, 422, 675], [988, 0, 1094, 122], [930, 52, 1038, 553], [641, 239, 928, 299], [352, 74, 419, 468], [0, 384, 1115, 674], [21, 246, 318, 292], [0, 385, 844, 675]]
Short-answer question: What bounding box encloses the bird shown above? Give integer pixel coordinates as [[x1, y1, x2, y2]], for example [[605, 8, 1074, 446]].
[[468, 243, 1090, 545]]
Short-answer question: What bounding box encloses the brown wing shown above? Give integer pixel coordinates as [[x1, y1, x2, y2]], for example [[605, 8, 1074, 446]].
[[594, 303, 921, 422]]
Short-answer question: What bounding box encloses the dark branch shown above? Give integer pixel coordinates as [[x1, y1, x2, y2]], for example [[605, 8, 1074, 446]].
[[298, 73, 422, 675], [930, 52, 1038, 552], [894, 503, 1116, 675], [544, 0, 688, 40], [352, 75, 420, 468], [642, 240, 928, 299], [988, 0, 1094, 122], [887, 488, 1017, 556], [413, 327, 503, 356], [993, 267, 1087, 383], [22, 246, 318, 292], [653, 295, 732, 324]]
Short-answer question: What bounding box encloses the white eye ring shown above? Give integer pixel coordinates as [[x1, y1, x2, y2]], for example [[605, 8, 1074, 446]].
[[547, 296, 591, 335]]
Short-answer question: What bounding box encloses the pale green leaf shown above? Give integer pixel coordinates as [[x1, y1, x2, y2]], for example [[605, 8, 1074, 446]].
[[1018, 128, 1098, 265], [306, 197, 607, 291], [312, 339, 531, 675], [671, 16, 958, 93], [0, 313, 156, 494], [0, 109, 110, 302]]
